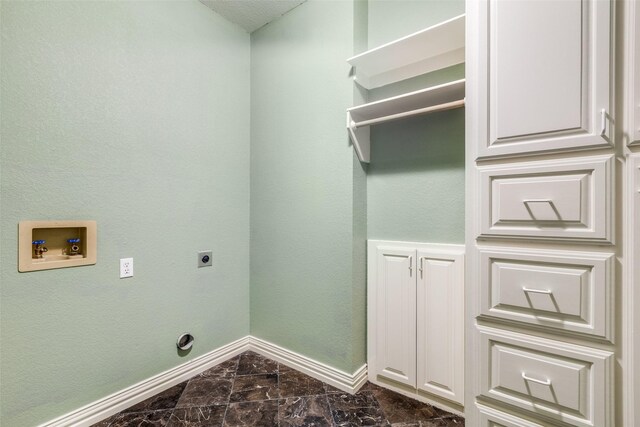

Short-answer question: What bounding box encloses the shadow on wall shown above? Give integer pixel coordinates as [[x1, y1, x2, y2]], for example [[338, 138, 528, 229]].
[[368, 107, 465, 174]]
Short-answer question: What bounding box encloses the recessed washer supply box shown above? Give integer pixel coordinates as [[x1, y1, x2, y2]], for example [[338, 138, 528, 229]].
[[18, 220, 97, 272]]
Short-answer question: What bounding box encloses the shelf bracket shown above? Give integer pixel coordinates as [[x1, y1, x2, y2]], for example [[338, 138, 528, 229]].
[[347, 111, 370, 163]]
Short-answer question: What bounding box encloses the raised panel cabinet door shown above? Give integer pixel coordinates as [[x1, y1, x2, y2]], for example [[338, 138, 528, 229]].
[[375, 247, 417, 387], [416, 249, 464, 404], [477, 0, 611, 158]]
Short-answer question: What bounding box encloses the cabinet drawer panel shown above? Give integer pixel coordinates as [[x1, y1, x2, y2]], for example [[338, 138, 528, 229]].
[[477, 404, 548, 427], [479, 155, 613, 242], [479, 248, 613, 340], [479, 327, 613, 427]]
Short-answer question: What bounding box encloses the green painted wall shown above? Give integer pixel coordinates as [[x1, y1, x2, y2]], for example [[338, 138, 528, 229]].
[[1, 0, 464, 425], [0, 2, 250, 426], [250, 0, 367, 373], [368, 0, 465, 47], [366, 0, 466, 244]]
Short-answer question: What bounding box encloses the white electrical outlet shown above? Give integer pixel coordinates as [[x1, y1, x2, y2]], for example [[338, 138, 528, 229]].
[[120, 258, 133, 278]]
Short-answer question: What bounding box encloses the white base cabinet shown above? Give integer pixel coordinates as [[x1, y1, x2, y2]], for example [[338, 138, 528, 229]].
[[368, 240, 465, 407]]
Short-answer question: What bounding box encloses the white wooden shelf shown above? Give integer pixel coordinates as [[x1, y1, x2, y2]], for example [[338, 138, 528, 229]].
[[347, 14, 465, 90], [347, 79, 465, 163]]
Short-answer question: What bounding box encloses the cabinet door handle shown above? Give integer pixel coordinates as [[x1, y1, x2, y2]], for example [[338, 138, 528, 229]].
[[419, 257, 424, 279], [408, 256, 413, 276], [522, 199, 552, 204], [601, 109, 607, 136], [522, 287, 553, 295], [522, 372, 551, 386]]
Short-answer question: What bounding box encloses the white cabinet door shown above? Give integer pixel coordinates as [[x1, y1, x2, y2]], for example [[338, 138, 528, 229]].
[[375, 246, 417, 387], [476, 0, 611, 158], [416, 249, 464, 404]]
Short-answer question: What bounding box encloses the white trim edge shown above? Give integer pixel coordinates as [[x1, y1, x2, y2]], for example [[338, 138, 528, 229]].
[[39, 336, 252, 427], [249, 336, 368, 395], [39, 336, 367, 427]]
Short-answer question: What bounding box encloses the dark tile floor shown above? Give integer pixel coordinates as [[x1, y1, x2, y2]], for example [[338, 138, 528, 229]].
[[92, 351, 465, 426]]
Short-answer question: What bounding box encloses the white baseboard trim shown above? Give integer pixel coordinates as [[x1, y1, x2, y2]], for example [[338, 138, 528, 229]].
[[39, 335, 367, 427], [249, 336, 368, 395], [39, 336, 252, 427]]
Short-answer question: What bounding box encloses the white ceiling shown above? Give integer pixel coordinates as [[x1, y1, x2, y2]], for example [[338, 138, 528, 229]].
[[200, 0, 307, 33]]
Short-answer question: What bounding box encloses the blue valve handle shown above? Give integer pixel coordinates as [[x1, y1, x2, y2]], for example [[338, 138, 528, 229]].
[[67, 238, 80, 243], [32, 240, 46, 245]]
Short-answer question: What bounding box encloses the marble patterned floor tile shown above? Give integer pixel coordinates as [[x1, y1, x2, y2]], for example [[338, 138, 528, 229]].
[[278, 363, 295, 373], [279, 395, 333, 426], [176, 377, 233, 408], [223, 400, 279, 426], [236, 351, 278, 376], [229, 373, 279, 402], [327, 390, 379, 410], [167, 405, 227, 426], [124, 382, 188, 413], [89, 352, 465, 427], [391, 417, 465, 427], [108, 409, 173, 426], [323, 383, 344, 394], [328, 390, 388, 427], [330, 406, 390, 426], [279, 368, 326, 398], [197, 357, 240, 379], [371, 385, 449, 423]]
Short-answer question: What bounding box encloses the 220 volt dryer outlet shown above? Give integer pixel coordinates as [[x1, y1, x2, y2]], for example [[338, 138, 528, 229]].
[[198, 251, 212, 268]]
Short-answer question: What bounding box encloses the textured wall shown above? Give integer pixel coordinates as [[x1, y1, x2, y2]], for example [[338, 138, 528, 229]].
[[250, 0, 367, 373], [368, 0, 465, 47], [366, 0, 466, 244], [0, 2, 250, 426]]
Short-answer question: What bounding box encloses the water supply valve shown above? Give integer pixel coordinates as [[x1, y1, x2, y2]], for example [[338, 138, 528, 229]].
[[32, 240, 48, 259], [66, 238, 82, 257]]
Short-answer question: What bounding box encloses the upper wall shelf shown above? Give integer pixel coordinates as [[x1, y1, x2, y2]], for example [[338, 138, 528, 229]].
[[347, 14, 465, 89], [347, 79, 465, 163]]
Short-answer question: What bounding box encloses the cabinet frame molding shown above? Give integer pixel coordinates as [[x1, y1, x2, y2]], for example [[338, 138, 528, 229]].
[[626, 0, 640, 146], [623, 154, 640, 427]]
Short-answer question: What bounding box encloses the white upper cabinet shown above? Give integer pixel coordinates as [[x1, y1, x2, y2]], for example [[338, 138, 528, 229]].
[[476, 0, 612, 158]]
